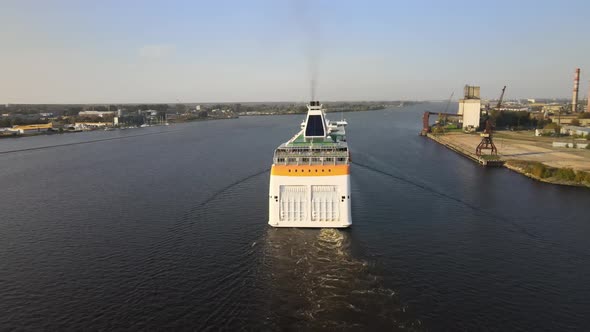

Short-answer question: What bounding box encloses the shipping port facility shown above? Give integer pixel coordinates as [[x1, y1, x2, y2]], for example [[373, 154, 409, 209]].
[[420, 68, 590, 186]]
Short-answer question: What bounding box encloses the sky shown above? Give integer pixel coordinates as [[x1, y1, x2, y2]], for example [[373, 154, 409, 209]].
[[1, 0, 589, 103]]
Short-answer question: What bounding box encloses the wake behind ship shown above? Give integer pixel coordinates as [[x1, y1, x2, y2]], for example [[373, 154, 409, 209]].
[[268, 101, 351, 228]]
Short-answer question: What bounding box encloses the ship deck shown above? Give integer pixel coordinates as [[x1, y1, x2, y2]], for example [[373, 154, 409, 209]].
[[274, 130, 349, 166], [287, 133, 345, 146], [278, 130, 348, 148]]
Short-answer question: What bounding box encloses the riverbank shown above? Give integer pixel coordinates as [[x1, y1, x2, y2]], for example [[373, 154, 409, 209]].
[[504, 160, 590, 187], [426, 131, 590, 187], [0, 115, 241, 139]]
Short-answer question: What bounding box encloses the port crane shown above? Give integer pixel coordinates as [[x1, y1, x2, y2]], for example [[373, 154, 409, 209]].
[[474, 86, 504, 155], [495, 86, 506, 110], [420, 92, 457, 135], [444, 92, 455, 113], [476, 118, 498, 156]]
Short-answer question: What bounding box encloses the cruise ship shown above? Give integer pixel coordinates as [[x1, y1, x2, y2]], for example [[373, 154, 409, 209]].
[[268, 101, 351, 228]]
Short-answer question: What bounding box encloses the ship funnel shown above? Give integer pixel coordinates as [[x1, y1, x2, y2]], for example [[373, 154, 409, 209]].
[[303, 101, 326, 138]]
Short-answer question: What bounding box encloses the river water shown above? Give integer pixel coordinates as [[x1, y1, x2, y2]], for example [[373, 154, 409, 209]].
[[1, 104, 589, 331]]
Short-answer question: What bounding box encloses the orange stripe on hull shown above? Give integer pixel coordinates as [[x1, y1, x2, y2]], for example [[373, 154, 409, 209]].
[[271, 164, 349, 176]]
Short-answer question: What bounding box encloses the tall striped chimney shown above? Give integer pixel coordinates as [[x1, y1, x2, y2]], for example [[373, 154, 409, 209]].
[[572, 68, 580, 112]]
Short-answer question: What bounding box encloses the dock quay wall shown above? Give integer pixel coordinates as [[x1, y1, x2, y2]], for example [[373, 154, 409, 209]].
[[426, 133, 505, 167]]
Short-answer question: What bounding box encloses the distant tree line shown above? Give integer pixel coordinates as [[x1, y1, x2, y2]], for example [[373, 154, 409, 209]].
[[487, 110, 551, 129], [223, 101, 407, 115], [0, 117, 50, 127]]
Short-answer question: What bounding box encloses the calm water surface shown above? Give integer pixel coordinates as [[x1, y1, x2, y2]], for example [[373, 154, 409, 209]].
[[1, 104, 589, 331]]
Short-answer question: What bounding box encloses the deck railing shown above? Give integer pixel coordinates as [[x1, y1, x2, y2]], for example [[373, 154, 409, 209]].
[[273, 154, 349, 165], [273, 145, 350, 165]]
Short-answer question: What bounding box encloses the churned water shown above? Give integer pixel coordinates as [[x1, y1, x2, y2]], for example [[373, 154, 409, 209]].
[[1, 104, 589, 330]]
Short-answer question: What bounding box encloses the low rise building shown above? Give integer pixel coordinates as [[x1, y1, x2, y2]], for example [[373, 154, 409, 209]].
[[561, 125, 590, 137], [542, 104, 563, 113], [74, 122, 110, 130], [0, 127, 18, 137], [11, 123, 53, 134], [497, 106, 529, 112], [548, 115, 590, 126], [79, 110, 115, 118]]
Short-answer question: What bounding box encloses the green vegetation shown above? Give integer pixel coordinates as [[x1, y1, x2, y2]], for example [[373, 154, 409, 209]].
[[480, 154, 501, 161], [445, 128, 464, 132], [506, 160, 590, 186], [543, 122, 561, 134], [0, 117, 50, 127], [527, 161, 553, 178], [488, 110, 546, 129], [234, 101, 415, 115], [429, 123, 463, 135], [431, 126, 445, 134], [325, 101, 397, 113], [578, 171, 590, 183], [444, 123, 461, 130], [555, 168, 576, 181]]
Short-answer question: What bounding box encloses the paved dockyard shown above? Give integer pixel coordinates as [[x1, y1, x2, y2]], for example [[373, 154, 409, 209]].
[[431, 131, 590, 172]]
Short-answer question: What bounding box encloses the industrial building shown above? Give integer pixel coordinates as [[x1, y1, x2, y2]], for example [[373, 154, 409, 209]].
[[10, 124, 53, 134], [458, 85, 481, 129], [542, 104, 563, 113], [78, 110, 115, 117], [560, 125, 590, 137]]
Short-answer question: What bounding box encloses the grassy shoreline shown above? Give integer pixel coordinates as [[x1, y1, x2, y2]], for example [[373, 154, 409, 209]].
[[504, 160, 590, 187]]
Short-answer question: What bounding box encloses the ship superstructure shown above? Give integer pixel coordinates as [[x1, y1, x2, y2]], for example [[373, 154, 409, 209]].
[[268, 101, 351, 228]]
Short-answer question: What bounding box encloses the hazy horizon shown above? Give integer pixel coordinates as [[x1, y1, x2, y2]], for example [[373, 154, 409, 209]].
[[1, 0, 589, 104], [0, 97, 581, 107]]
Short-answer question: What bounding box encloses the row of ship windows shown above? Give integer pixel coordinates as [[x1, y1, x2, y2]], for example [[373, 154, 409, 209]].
[[277, 148, 348, 152], [288, 168, 332, 173], [277, 157, 347, 163]]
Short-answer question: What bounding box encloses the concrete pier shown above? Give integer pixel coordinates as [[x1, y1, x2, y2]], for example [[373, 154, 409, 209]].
[[426, 133, 505, 167]]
